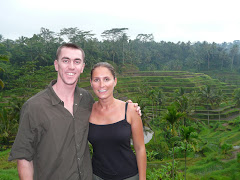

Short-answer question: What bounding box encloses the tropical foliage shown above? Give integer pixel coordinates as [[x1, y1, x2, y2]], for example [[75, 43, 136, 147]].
[[0, 27, 240, 179]]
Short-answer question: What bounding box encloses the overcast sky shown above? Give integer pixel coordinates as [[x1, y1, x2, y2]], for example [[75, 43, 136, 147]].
[[1, 0, 239, 43]]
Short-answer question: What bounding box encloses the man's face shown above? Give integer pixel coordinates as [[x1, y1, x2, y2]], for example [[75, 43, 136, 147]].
[[54, 47, 85, 86]]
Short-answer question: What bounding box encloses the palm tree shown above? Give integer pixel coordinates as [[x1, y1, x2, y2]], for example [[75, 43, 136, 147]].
[[147, 89, 156, 120], [174, 88, 194, 126], [174, 87, 185, 97], [199, 85, 216, 125], [137, 98, 155, 142], [214, 89, 225, 121], [155, 89, 165, 117], [137, 98, 151, 130], [230, 44, 239, 71], [163, 106, 185, 179], [189, 90, 200, 111], [179, 126, 199, 180], [0, 54, 9, 89], [233, 88, 240, 107], [0, 107, 19, 147], [8, 96, 26, 123]]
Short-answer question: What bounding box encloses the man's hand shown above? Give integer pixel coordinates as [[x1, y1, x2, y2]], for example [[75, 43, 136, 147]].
[[126, 100, 142, 116]]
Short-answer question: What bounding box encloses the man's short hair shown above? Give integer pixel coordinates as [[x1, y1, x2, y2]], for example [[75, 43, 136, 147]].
[[56, 43, 85, 62]]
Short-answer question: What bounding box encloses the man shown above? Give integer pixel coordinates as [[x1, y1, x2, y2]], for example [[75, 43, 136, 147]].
[[9, 43, 94, 180]]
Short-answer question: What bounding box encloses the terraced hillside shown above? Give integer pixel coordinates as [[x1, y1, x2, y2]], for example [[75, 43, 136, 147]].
[[120, 71, 235, 96], [202, 70, 240, 87], [81, 70, 239, 122]]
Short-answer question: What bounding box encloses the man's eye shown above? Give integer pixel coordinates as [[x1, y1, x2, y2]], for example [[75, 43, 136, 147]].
[[94, 79, 99, 82], [105, 78, 110, 81], [63, 60, 68, 63], [75, 61, 81, 64]]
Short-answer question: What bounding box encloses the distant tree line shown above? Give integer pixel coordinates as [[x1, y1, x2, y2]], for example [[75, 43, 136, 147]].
[[0, 27, 240, 76]]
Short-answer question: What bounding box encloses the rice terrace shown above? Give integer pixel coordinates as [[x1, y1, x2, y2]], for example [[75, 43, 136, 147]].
[[0, 27, 240, 179]]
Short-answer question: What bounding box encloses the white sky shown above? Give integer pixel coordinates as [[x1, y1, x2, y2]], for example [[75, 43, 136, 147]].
[[1, 0, 240, 43]]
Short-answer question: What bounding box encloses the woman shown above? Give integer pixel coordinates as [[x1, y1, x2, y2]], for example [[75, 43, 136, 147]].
[[88, 62, 146, 180]]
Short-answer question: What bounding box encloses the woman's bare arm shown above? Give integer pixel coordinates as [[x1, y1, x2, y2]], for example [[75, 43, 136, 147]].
[[128, 104, 147, 180]]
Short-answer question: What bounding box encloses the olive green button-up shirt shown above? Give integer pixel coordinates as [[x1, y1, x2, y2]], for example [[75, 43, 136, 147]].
[[9, 80, 94, 180]]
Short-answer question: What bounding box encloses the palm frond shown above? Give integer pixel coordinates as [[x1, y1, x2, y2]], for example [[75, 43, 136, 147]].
[[0, 55, 9, 61], [0, 79, 4, 89]]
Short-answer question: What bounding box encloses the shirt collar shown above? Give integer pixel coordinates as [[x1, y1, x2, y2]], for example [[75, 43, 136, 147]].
[[47, 80, 61, 106], [47, 80, 83, 106]]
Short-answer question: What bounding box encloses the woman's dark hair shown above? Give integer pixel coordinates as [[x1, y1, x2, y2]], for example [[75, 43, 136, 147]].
[[91, 62, 116, 80]]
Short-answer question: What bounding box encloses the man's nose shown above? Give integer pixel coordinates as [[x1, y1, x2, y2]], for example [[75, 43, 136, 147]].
[[69, 61, 75, 69]]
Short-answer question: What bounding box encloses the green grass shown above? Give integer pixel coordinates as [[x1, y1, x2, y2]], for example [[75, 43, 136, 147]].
[[188, 160, 225, 175], [187, 158, 240, 180], [186, 117, 240, 179], [0, 150, 18, 180], [0, 150, 16, 169], [0, 169, 18, 180]]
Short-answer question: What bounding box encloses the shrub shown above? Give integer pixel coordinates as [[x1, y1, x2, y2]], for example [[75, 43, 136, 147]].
[[200, 144, 214, 156], [221, 143, 233, 155], [146, 141, 169, 160], [146, 149, 160, 161], [213, 122, 221, 131], [147, 161, 184, 180], [204, 154, 220, 164]]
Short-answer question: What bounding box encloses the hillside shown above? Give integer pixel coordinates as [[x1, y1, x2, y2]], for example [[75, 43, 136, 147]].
[[80, 70, 239, 123], [1, 66, 240, 179], [66, 68, 240, 123]]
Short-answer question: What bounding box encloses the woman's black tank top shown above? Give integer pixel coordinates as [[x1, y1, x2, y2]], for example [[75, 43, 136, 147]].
[[88, 103, 138, 180]]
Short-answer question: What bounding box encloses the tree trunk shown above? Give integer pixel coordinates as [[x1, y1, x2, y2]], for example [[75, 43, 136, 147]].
[[231, 57, 234, 71], [207, 106, 210, 125], [172, 146, 175, 180], [122, 40, 125, 64], [207, 52, 210, 70], [112, 51, 115, 63], [185, 144, 187, 180], [152, 102, 154, 118], [208, 110, 209, 125], [221, 58, 223, 71], [219, 111, 220, 122]]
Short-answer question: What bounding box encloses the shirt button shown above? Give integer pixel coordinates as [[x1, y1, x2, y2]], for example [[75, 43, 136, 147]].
[[78, 158, 80, 160]]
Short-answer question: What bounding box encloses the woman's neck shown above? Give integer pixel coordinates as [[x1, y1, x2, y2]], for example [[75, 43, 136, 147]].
[[97, 97, 116, 110]]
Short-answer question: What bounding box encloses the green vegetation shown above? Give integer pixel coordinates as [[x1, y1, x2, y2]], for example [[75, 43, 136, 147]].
[[0, 28, 240, 179], [146, 117, 240, 179], [0, 150, 18, 180], [1, 68, 240, 179]]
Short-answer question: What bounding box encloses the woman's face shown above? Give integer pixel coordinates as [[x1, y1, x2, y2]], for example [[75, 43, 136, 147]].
[[90, 66, 117, 100]]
